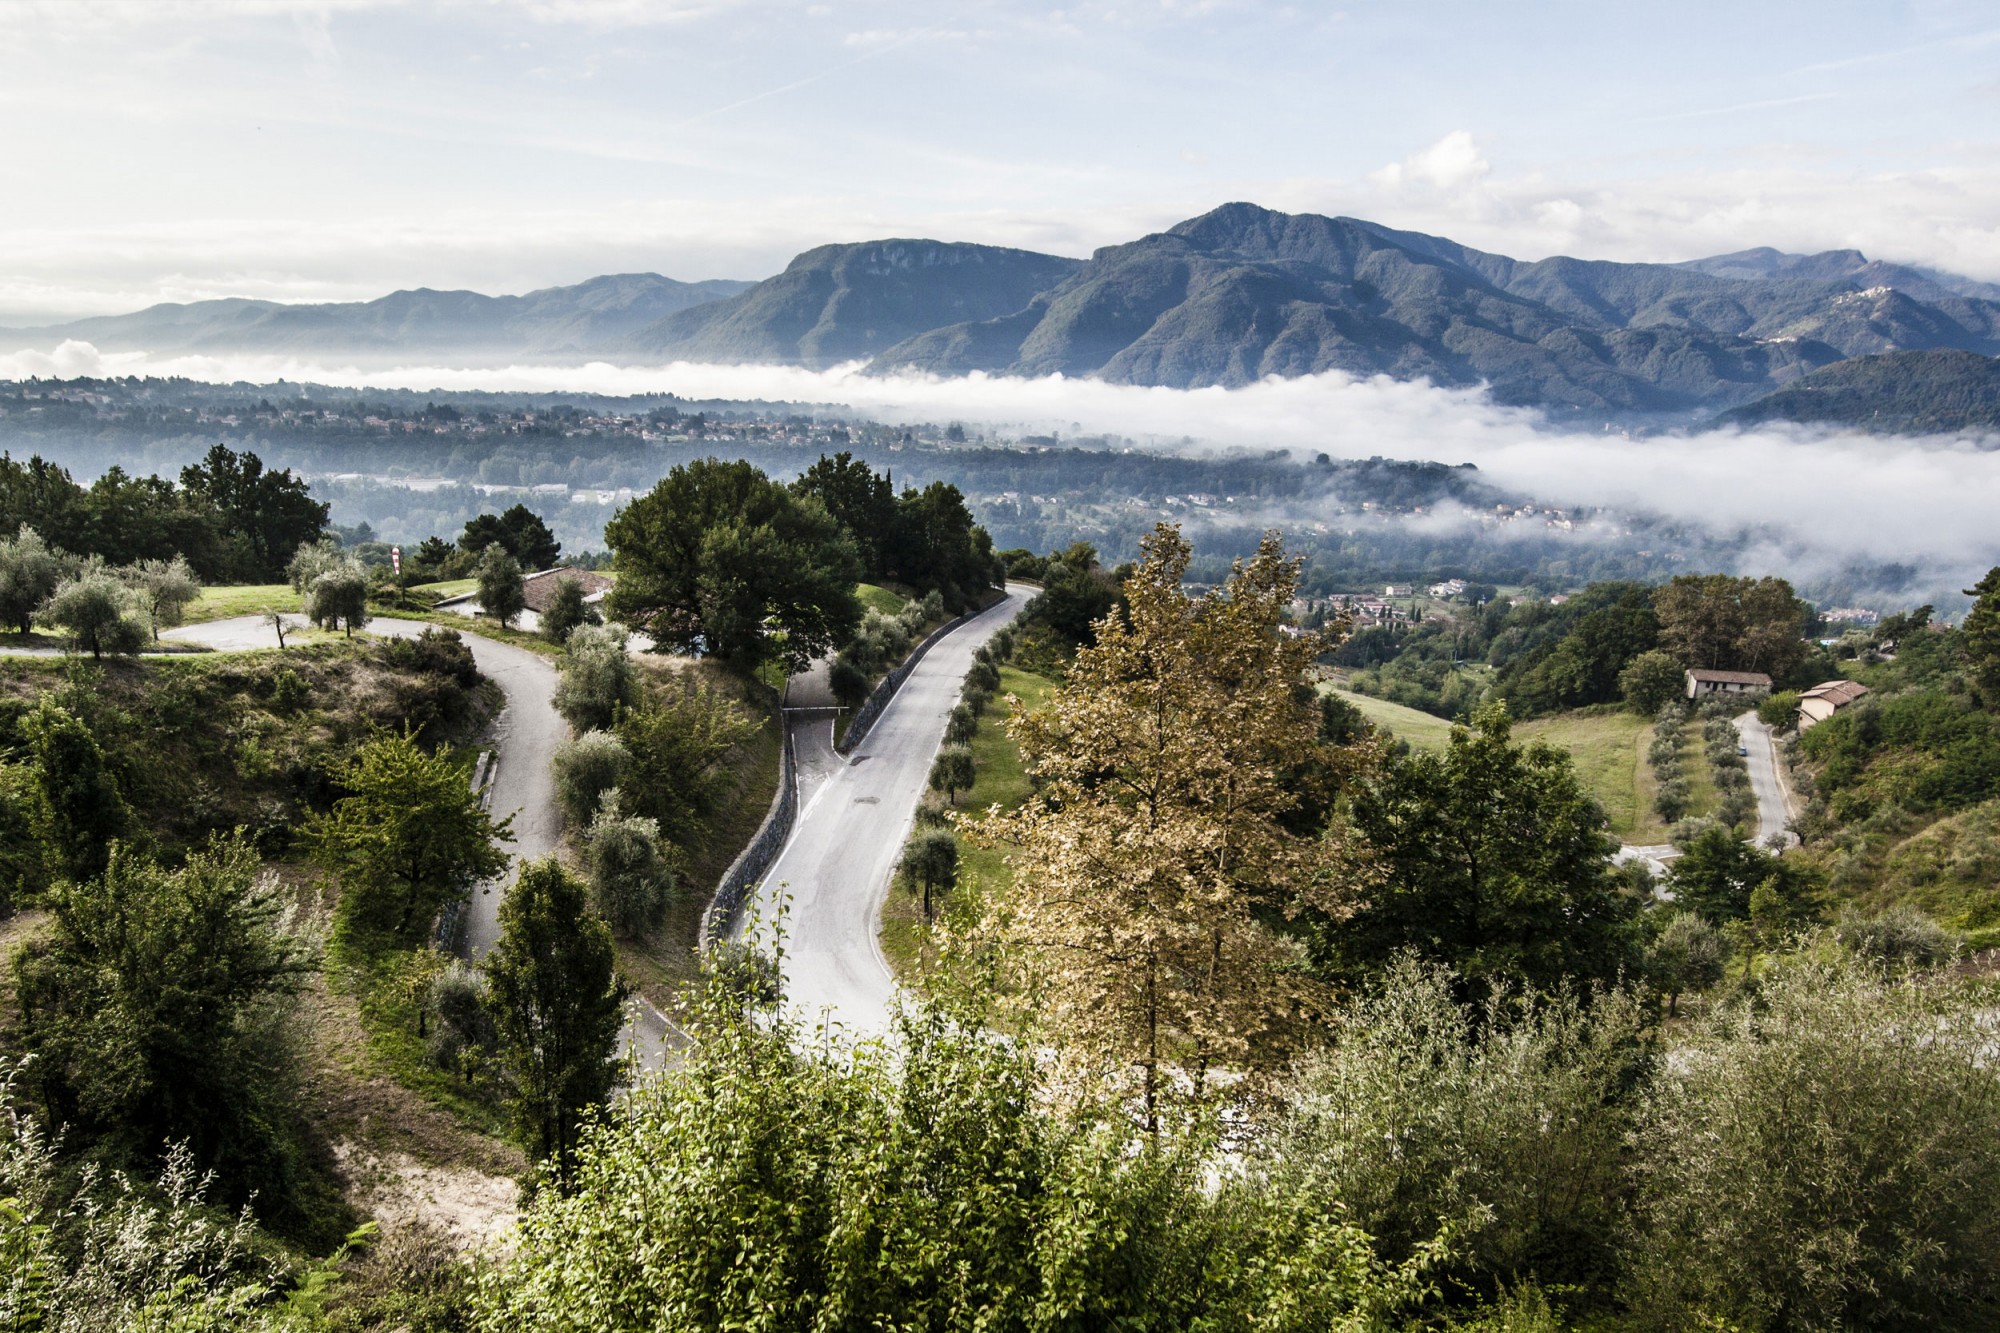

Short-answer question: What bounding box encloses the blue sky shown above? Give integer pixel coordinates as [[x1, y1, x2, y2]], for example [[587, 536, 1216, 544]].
[[4, 0, 1999, 319]]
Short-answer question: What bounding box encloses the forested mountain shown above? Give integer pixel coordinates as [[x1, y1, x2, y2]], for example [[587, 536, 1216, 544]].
[[1722, 348, 2000, 433], [0, 273, 751, 358], [621, 239, 1083, 367], [13, 206, 2000, 416], [873, 203, 2000, 412]]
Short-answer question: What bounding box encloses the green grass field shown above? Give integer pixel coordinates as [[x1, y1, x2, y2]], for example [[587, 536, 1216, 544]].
[[856, 583, 908, 617], [881, 664, 1056, 977], [1323, 685, 1457, 751], [184, 584, 299, 623]]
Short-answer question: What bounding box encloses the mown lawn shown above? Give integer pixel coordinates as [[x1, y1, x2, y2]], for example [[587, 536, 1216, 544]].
[[881, 664, 1056, 978], [1516, 708, 1659, 843]]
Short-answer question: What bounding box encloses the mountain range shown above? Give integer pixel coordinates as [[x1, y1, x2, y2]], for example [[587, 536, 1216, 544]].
[[9, 203, 2000, 421]]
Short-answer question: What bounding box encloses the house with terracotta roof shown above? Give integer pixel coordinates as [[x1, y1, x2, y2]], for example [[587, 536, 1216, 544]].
[[436, 567, 613, 631], [1684, 668, 1772, 700], [1796, 678, 1869, 732]]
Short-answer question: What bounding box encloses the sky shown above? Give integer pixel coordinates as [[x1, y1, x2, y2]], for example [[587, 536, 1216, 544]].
[[4, 0, 2000, 321]]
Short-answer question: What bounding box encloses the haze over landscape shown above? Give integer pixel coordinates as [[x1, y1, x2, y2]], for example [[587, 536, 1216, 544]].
[[7, 4, 2000, 1330]]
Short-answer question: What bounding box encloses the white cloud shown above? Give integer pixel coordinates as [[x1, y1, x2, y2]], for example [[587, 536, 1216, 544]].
[[1369, 130, 1491, 192], [6, 344, 1993, 597]]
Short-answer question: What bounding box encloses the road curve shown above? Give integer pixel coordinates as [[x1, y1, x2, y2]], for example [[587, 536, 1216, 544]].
[[165, 614, 563, 958], [740, 587, 1029, 1038]]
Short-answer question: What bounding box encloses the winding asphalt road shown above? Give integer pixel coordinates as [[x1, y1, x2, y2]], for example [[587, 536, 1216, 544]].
[[1736, 710, 1795, 848], [164, 614, 563, 958], [739, 586, 1029, 1038]]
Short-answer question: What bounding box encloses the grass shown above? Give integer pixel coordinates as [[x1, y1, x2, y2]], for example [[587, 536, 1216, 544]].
[[1515, 707, 1662, 843], [856, 583, 908, 617], [881, 664, 1057, 979], [412, 578, 477, 599], [1322, 684, 1457, 751], [184, 583, 299, 623]]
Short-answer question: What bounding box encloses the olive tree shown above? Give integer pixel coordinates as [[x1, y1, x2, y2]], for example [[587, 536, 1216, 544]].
[[583, 790, 676, 938], [927, 744, 975, 805], [39, 565, 145, 659], [554, 622, 634, 732], [551, 729, 630, 828]]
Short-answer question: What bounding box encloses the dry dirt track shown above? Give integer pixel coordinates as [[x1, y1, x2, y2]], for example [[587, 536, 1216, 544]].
[[738, 586, 1029, 1039]]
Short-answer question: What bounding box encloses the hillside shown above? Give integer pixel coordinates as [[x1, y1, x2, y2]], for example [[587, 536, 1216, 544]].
[[624, 239, 1082, 367], [1721, 348, 2000, 433], [1, 272, 752, 359]]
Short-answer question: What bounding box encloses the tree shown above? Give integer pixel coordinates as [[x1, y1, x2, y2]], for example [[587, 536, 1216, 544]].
[[541, 572, 592, 644], [1326, 703, 1640, 999], [1644, 912, 1731, 1016], [792, 450, 896, 579], [0, 525, 70, 635], [927, 744, 976, 805], [21, 698, 128, 883], [945, 702, 979, 745], [459, 503, 559, 571], [605, 458, 862, 671], [974, 526, 1342, 1130], [179, 443, 327, 580], [901, 828, 958, 920], [887, 478, 994, 606], [583, 791, 675, 937], [614, 676, 759, 846], [11, 836, 317, 1220], [1666, 822, 1821, 924], [1963, 565, 2000, 709], [123, 554, 201, 641], [1619, 648, 1685, 715], [475, 544, 527, 629], [1758, 688, 1802, 730], [1023, 542, 1122, 645], [305, 562, 370, 638], [308, 731, 511, 938], [1630, 956, 2000, 1328], [483, 857, 628, 1188], [39, 565, 145, 659], [551, 729, 630, 827], [1654, 572, 1810, 679], [553, 622, 634, 732]]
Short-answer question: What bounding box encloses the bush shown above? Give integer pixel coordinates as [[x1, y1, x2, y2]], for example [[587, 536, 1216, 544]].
[[1653, 778, 1691, 824], [377, 625, 478, 687], [828, 654, 870, 708], [541, 572, 595, 644], [962, 684, 993, 716], [966, 659, 1001, 694], [1835, 905, 1958, 970], [945, 702, 979, 745], [551, 730, 630, 827], [426, 958, 496, 1079], [554, 623, 634, 732], [1630, 955, 2000, 1328], [1644, 912, 1731, 1015], [1269, 958, 1646, 1291], [584, 791, 675, 938], [1758, 689, 1802, 730]]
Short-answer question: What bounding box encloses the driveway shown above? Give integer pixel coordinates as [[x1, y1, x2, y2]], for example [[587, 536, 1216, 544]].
[[738, 587, 1029, 1038], [1735, 710, 1796, 849]]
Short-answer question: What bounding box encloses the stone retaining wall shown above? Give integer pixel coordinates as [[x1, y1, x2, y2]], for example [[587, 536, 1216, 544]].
[[700, 721, 798, 944], [837, 610, 972, 756]]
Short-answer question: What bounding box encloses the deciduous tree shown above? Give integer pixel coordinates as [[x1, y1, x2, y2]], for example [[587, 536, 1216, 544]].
[[974, 525, 1341, 1130], [483, 857, 628, 1187], [475, 544, 526, 629]]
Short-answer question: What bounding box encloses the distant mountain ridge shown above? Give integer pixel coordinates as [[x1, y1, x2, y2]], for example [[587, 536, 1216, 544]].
[[9, 204, 2000, 419], [2, 273, 754, 358]]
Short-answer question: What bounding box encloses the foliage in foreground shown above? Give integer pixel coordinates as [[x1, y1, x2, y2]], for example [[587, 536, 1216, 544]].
[[474, 985, 1445, 1333]]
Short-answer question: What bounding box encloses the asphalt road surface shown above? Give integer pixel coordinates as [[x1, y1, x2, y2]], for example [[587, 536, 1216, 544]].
[[165, 614, 563, 958], [740, 586, 1029, 1038], [1736, 710, 1795, 848]]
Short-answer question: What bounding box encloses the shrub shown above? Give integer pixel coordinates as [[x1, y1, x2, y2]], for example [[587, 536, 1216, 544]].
[[828, 654, 870, 709], [945, 702, 979, 745], [1644, 912, 1731, 1016], [541, 573, 594, 644], [377, 625, 478, 687], [426, 958, 496, 1079], [966, 659, 1001, 694], [1835, 905, 1958, 970], [962, 685, 993, 716], [584, 791, 675, 938], [551, 730, 630, 827], [554, 622, 634, 732], [1630, 955, 2000, 1328]]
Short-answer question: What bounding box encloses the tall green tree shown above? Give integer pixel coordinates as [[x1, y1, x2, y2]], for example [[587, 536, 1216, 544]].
[[459, 503, 560, 571], [11, 836, 318, 1224], [22, 698, 129, 884], [1654, 573, 1811, 679], [792, 450, 895, 579], [605, 458, 862, 671], [483, 858, 628, 1188], [1962, 565, 2000, 709], [1325, 703, 1639, 998], [475, 544, 527, 629], [178, 443, 328, 580], [308, 731, 511, 937]]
